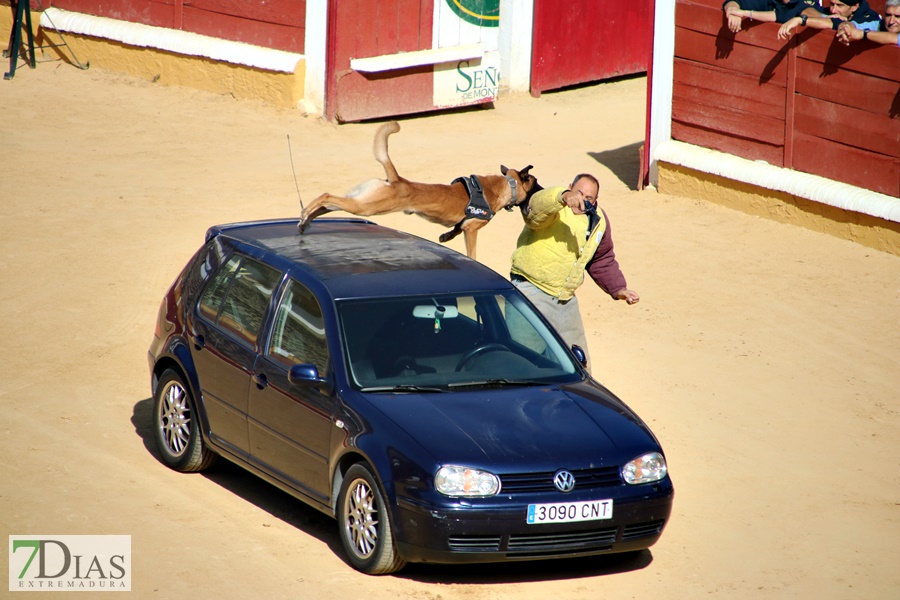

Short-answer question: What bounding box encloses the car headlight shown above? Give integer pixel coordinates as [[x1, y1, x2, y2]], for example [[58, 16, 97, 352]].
[[622, 452, 668, 485], [435, 465, 500, 497]]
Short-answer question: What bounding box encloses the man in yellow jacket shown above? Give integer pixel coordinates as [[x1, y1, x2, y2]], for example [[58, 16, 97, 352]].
[[510, 173, 639, 370]]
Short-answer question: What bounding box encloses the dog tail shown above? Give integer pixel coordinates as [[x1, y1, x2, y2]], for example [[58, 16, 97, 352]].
[[374, 121, 401, 183]]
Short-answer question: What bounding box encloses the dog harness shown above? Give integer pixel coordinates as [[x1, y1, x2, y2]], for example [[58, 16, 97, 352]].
[[452, 174, 521, 221], [453, 175, 493, 221]]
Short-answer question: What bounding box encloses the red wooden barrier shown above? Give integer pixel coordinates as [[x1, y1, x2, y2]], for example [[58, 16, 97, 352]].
[[43, 0, 306, 53], [674, 0, 899, 197], [531, 0, 651, 96], [325, 0, 436, 122]]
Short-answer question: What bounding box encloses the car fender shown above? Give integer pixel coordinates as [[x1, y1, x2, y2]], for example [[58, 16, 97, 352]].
[[155, 335, 215, 441], [328, 397, 436, 516]]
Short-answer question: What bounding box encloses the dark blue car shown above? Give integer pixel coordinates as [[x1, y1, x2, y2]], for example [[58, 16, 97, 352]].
[[147, 218, 673, 574]]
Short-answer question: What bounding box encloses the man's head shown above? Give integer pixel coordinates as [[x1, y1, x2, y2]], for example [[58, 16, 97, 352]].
[[829, 0, 860, 18], [569, 173, 600, 215], [885, 0, 900, 33]]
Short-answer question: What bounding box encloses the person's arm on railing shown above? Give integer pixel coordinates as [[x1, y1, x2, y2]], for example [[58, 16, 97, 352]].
[[837, 21, 900, 46], [723, 1, 778, 33], [778, 14, 845, 40]]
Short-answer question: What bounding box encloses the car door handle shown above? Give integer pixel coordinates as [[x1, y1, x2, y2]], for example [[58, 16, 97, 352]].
[[192, 334, 205, 350], [253, 373, 269, 389]]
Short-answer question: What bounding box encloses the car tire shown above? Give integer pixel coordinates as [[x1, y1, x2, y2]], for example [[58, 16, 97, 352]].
[[153, 369, 216, 472], [337, 463, 406, 575]]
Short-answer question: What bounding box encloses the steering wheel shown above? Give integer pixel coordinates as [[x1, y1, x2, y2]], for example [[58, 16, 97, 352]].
[[455, 343, 508, 372]]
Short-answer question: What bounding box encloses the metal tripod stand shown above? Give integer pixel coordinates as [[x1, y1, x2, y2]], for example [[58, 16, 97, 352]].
[[4, 0, 36, 80], [4, 1, 88, 80]]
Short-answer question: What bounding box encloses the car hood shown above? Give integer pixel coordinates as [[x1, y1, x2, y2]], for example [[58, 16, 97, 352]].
[[367, 382, 657, 470]]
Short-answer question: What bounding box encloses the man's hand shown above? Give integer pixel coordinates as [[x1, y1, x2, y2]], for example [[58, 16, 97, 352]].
[[615, 289, 640, 305], [778, 17, 801, 40], [836, 22, 863, 45], [561, 189, 590, 215], [725, 7, 744, 33]]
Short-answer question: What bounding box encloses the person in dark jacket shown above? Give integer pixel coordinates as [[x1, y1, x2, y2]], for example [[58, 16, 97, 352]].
[[778, 0, 881, 39], [837, 0, 900, 45], [722, 0, 822, 33]]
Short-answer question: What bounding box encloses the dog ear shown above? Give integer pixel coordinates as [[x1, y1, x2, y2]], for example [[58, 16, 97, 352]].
[[500, 164, 509, 175]]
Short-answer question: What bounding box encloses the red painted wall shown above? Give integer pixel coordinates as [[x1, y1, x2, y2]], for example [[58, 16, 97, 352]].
[[674, 0, 899, 197], [42, 0, 306, 53], [531, 0, 652, 96]]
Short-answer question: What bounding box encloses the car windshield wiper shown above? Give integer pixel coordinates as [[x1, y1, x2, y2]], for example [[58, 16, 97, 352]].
[[447, 379, 546, 389], [360, 384, 448, 393]]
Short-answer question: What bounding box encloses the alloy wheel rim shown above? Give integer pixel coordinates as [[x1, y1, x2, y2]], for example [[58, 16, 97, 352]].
[[159, 381, 191, 457], [344, 479, 379, 559]]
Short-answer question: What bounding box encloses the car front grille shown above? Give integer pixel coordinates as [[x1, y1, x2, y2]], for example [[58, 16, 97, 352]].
[[447, 519, 663, 554], [499, 466, 621, 493], [507, 527, 617, 553]]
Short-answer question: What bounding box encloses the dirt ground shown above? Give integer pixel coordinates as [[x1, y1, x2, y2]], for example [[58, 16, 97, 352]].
[[2, 60, 899, 599]]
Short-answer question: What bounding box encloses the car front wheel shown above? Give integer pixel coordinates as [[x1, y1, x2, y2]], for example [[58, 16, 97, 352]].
[[337, 464, 406, 575], [153, 369, 216, 472]]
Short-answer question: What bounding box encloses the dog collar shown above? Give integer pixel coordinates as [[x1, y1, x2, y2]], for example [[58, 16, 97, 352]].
[[504, 175, 518, 211]]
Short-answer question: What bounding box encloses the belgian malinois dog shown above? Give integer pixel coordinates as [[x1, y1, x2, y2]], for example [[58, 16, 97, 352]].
[[298, 121, 539, 260]]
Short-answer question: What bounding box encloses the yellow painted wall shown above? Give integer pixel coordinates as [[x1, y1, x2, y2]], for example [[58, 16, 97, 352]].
[[2, 8, 305, 109], [658, 162, 900, 257]]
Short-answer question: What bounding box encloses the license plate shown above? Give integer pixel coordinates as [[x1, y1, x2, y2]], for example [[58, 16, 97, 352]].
[[526, 499, 613, 524]]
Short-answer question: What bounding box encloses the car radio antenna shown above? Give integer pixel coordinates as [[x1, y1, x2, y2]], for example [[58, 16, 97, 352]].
[[287, 134, 305, 211]]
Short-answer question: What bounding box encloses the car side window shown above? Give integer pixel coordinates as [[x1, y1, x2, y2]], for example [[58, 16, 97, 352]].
[[198, 254, 281, 347], [268, 279, 329, 374], [198, 255, 241, 322]]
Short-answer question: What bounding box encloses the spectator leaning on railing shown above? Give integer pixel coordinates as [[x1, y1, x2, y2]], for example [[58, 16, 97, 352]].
[[837, 0, 900, 46], [778, 0, 881, 39], [722, 0, 824, 33]]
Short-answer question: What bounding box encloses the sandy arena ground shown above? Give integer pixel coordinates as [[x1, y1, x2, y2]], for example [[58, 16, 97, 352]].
[[1, 61, 899, 599]]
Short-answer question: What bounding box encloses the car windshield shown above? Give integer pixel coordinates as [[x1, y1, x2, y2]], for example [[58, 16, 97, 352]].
[[337, 291, 582, 391]]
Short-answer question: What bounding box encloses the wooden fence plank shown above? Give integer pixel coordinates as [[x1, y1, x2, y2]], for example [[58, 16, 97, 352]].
[[397, 0, 423, 53], [797, 28, 900, 82], [673, 96, 785, 146], [183, 8, 304, 52], [792, 131, 900, 197], [374, 0, 401, 56], [53, 0, 307, 53], [794, 95, 900, 158], [188, 0, 304, 27], [672, 121, 785, 165], [796, 58, 900, 119], [676, 26, 789, 84], [677, 0, 788, 51], [52, 0, 175, 28], [674, 59, 785, 119]]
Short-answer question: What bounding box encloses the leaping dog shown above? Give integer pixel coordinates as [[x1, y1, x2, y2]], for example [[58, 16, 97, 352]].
[[298, 121, 539, 260]]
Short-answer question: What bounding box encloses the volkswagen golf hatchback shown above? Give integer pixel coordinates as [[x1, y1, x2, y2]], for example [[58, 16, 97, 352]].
[[147, 217, 673, 574]]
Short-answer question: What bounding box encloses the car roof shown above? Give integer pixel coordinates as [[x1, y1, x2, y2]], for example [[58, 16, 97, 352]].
[[206, 218, 514, 300]]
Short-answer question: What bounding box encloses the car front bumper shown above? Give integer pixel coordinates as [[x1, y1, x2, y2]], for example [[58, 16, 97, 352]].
[[392, 479, 674, 565]]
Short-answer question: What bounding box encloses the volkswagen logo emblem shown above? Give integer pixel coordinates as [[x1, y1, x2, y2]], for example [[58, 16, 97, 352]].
[[553, 470, 576, 493]]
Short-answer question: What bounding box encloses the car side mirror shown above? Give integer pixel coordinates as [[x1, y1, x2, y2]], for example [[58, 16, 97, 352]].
[[288, 363, 333, 395], [571, 345, 588, 368]]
